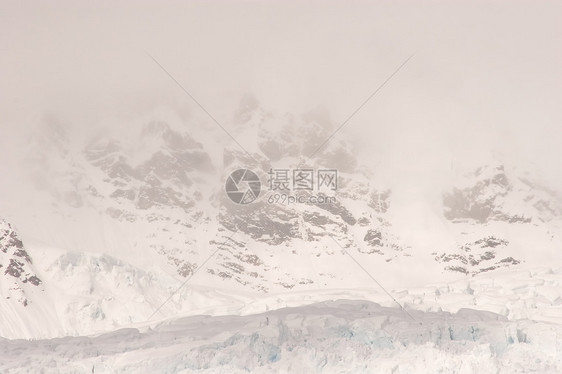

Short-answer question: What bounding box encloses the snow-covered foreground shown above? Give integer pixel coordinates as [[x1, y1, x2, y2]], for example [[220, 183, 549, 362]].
[[1, 300, 560, 374]]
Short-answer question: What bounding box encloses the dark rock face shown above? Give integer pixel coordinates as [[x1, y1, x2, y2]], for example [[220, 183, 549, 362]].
[[434, 236, 519, 276], [443, 165, 558, 224], [364, 229, 383, 247], [84, 121, 213, 214], [369, 190, 391, 214], [313, 199, 357, 226], [0, 219, 43, 305], [443, 165, 512, 223], [221, 202, 300, 246]]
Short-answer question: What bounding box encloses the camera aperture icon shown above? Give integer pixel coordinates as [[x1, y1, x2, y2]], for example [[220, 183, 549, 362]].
[[225, 169, 261, 204]]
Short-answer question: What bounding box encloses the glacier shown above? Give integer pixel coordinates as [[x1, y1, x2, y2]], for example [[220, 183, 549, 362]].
[[0, 300, 560, 373]]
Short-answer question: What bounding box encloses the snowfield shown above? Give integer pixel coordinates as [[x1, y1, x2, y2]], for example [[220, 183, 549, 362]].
[[0, 299, 560, 374]]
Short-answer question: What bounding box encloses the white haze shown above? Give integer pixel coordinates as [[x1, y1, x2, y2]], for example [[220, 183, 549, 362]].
[[1, 0, 561, 193]]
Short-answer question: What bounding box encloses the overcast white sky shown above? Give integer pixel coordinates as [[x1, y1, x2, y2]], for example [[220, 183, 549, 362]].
[[1, 1, 561, 190]]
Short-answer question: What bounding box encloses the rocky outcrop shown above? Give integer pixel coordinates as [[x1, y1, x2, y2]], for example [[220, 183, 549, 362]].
[[0, 219, 42, 306], [434, 236, 519, 276]]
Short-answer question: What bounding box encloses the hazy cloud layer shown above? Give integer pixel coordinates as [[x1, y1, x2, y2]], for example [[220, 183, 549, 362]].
[[1, 1, 561, 190]]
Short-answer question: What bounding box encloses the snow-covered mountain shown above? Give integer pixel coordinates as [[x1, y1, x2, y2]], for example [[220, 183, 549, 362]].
[[0, 99, 561, 340]]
